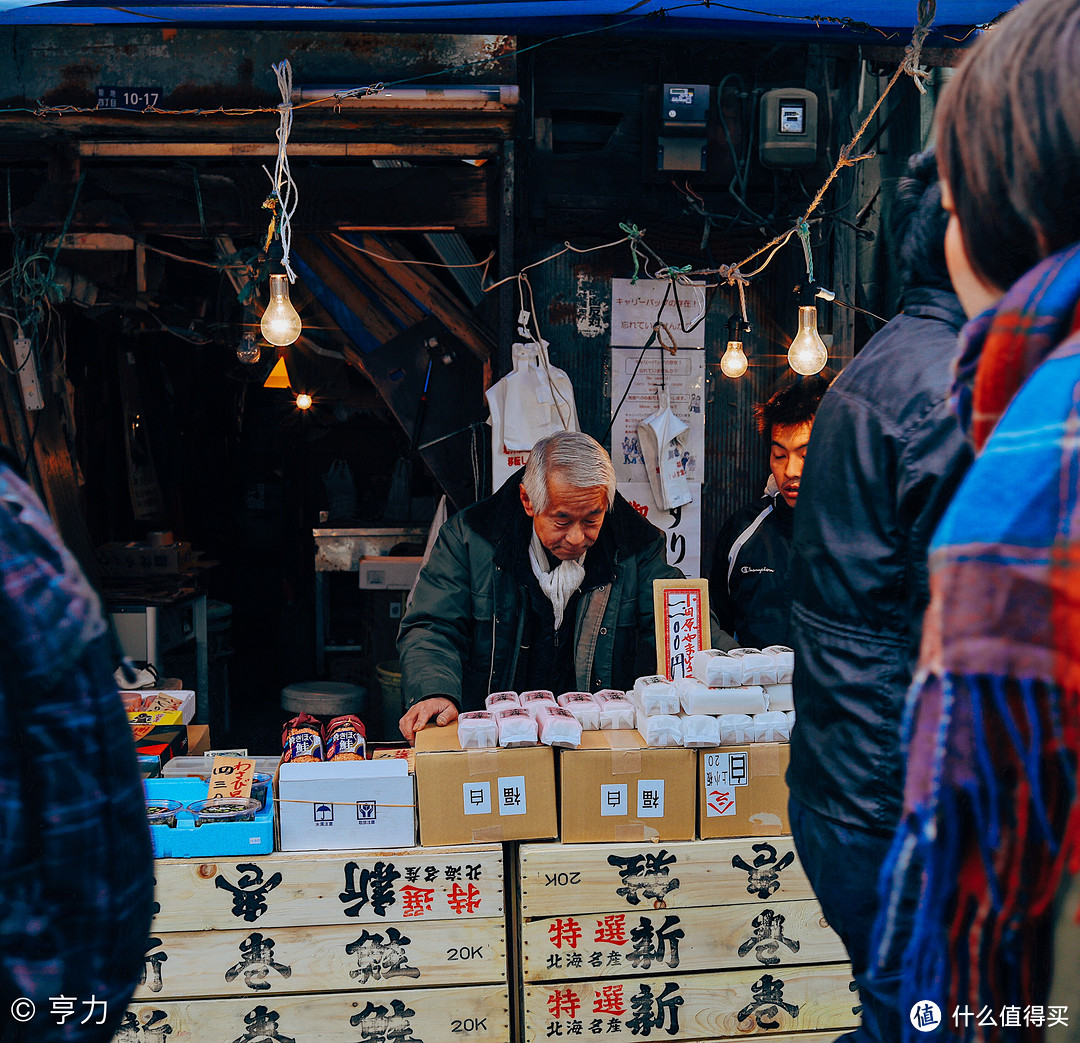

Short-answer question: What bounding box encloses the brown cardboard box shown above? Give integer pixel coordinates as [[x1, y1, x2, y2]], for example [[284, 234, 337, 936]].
[[357, 555, 424, 591], [557, 730, 696, 843], [186, 724, 211, 756], [698, 742, 790, 838], [414, 723, 558, 845]]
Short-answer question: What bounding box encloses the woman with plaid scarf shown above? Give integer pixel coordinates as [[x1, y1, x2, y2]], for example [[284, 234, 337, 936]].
[[874, 1, 1080, 1039]]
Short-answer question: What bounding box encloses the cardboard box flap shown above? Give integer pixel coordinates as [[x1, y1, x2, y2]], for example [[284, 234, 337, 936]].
[[279, 760, 408, 783]]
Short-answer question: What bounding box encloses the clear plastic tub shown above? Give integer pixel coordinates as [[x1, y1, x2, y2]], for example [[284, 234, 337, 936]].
[[187, 797, 262, 826], [145, 797, 183, 827]]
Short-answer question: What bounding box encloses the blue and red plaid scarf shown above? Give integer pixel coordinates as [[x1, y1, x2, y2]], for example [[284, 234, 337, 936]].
[[876, 243, 1080, 1041]]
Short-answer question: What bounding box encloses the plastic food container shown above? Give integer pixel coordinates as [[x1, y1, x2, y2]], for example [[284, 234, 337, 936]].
[[187, 797, 262, 826], [250, 772, 273, 811], [145, 798, 184, 827]]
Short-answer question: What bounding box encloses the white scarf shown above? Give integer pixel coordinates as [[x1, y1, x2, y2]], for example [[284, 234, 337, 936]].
[[529, 528, 586, 630]]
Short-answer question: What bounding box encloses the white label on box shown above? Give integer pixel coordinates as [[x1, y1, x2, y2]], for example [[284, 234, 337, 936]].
[[463, 781, 491, 815], [600, 784, 628, 816], [706, 786, 737, 817], [704, 751, 750, 788], [498, 775, 527, 816], [637, 779, 665, 818], [356, 800, 377, 824], [313, 802, 335, 824]]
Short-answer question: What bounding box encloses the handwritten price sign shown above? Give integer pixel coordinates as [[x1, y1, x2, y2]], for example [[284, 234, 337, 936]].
[[207, 756, 256, 802]]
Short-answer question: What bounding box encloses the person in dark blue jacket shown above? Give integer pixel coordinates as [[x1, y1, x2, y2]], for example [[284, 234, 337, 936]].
[[708, 375, 829, 648], [786, 150, 974, 1043]]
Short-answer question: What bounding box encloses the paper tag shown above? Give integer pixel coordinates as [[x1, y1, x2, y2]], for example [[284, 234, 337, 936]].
[[204, 747, 249, 760], [497, 775, 527, 816], [600, 784, 628, 817], [637, 779, 665, 818], [206, 756, 256, 802], [706, 787, 737, 817], [463, 781, 491, 816], [703, 751, 749, 787]]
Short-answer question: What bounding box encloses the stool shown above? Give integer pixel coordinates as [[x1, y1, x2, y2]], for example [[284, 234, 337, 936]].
[[281, 681, 366, 718]]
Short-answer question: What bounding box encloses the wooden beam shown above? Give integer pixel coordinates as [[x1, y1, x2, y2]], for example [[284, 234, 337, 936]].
[[75, 141, 501, 159]]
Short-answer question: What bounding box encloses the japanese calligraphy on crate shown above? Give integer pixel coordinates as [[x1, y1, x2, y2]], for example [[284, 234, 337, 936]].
[[524, 967, 857, 1042], [151, 846, 503, 932], [522, 901, 845, 982], [120, 984, 509, 1043], [518, 839, 814, 919], [133, 916, 507, 1000], [652, 579, 710, 680]]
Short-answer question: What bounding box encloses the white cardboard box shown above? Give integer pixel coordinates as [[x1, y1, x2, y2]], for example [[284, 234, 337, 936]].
[[277, 760, 416, 850]]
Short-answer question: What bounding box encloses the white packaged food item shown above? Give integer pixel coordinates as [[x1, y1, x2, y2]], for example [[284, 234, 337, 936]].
[[691, 648, 744, 688], [727, 648, 779, 686], [485, 691, 520, 711], [457, 711, 498, 749], [632, 675, 680, 716], [592, 689, 637, 730], [520, 690, 559, 720], [536, 705, 583, 748], [680, 714, 721, 748], [752, 710, 791, 742], [786, 709, 796, 728], [557, 692, 601, 730], [718, 713, 755, 745], [761, 645, 795, 684], [678, 680, 766, 716], [764, 683, 794, 712], [638, 713, 684, 747], [496, 706, 539, 747]]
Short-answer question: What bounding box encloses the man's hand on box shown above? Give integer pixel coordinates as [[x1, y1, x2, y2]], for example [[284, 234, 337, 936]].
[[400, 697, 459, 745]]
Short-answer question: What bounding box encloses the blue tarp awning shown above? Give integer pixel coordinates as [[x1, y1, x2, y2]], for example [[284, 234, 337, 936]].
[[0, 0, 1013, 40]]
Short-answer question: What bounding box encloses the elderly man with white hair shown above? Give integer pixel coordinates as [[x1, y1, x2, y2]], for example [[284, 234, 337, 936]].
[[397, 430, 685, 742]]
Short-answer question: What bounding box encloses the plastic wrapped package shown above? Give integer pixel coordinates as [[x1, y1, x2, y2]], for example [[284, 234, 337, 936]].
[[752, 710, 792, 742], [680, 714, 721, 748], [536, 705, 583, 748], [718, 713, 755, 745], [485, 691, 520, 711], [521, 691, 559, 720], [632, 675, 680, 716], [764, 683, 794, 712], [557, 692, 601, 730], [592, 689, 636, 730], [457, 711, 498, 749], [638, 712, 684, 747], [678, 681, 766, 716], [496, 706, 539, 747], [691, 649, 744, 688], [727, 648, 780, 685], [786, 709, 797, 728], [761, 645, 795, 684]]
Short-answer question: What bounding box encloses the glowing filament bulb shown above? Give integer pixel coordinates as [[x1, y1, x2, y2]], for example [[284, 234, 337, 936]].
[[787, 305, 828, 375], [261, 274, 302, 347], [721, 339, 748, 378], [295, 392, 312, 410]]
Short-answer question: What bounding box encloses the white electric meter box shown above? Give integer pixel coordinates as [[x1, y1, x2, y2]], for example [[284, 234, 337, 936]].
[[758, 87, 819, 168]]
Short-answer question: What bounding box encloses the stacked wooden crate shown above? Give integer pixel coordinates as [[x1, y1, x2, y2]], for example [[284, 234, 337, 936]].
[[517, 837, 858, 1042], [117, 845, 509, 1042]]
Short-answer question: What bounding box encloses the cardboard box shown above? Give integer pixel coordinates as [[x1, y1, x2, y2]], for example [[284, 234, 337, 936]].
[[357, 555, 424, 591], [414, 723, 558, 846], [277, 759, 417, 851], [186, 724, 211, 756], [135, 725, 189, 774], [698, 742, 791, 838], [557, 730, 696, 843]]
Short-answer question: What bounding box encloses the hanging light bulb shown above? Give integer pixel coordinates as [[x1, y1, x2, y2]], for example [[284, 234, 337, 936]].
[[237, 331, 261, 364], [261, 274, 302, 347], [295, 391, 313, 410], [787, 305, 828, 375], [721, 314, 749, 378]]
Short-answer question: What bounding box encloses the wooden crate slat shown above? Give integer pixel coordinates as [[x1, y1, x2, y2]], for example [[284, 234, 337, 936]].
[[118, 984, 510, 1042], [152, 846, 503, 932], [134, 916, 506, 1000], [523, 966, 857, 1043], [519, 837, 813, 918], [522, 901, 845, 982]]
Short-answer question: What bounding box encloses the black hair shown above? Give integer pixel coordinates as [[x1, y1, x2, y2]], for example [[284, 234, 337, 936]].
[[754, 373, 831, 436], [891, 148, 952, 296]]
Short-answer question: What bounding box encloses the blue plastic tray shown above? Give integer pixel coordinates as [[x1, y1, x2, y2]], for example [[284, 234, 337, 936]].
[[143, 777, 274, 857]]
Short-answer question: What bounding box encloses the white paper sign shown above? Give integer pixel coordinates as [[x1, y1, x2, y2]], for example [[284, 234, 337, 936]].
[[611, 278, 706, 349], [618, 480, 701, 579], [637, 779, 666, 818], [498, 775, 527, 816], [703, 751, 749, 817], [600, 784, 628, 817], [463, 781, 491, 815]]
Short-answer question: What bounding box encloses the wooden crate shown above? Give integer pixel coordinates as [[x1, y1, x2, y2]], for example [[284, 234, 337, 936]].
[[521, 900, 845, 981], [523, 966, 858, 1042], [133, 915, 506, 999], [151, 844, 503, 931], [519, 837, 814, 919], [118, 983, 510, 1042]]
